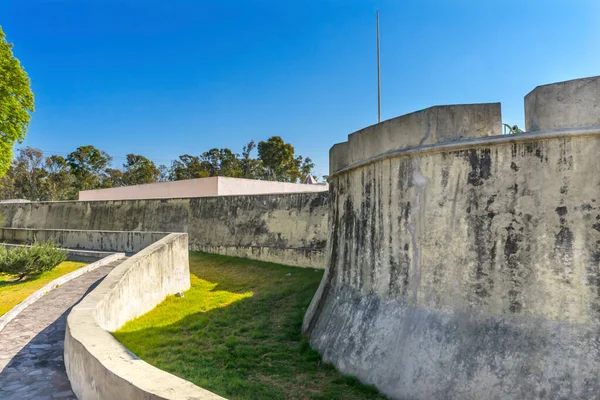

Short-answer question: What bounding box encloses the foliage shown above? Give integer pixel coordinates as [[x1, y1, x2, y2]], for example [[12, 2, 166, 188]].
[[0, 260, 86, 316], [122, 154, 160, 185], [114, 252, 387, 400], [0, 26, 34, 177], [0, 135, 319, 201], [67, 145, 112, 191], [0, 241, 67, 280], [258, 136, 300, 182]]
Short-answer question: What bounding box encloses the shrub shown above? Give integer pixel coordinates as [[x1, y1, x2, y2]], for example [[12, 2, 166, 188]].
[[0, 241, 67, 280]]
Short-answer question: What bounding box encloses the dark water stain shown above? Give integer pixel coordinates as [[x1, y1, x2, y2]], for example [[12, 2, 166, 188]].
[[554, 206, 574, 276], [465, 149, 492, 186], [558, 138, 574, 171], [504, 223, 522, 313], [442, 168, 450, 188]]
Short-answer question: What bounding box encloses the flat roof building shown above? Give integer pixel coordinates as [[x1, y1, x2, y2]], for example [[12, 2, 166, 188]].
[[78, 176, 328, 201]]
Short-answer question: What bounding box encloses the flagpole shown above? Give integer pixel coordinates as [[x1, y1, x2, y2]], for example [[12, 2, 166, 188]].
[[376, 11, 381, 123]]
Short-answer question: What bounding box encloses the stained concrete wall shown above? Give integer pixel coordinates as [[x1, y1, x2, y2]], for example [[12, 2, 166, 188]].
[[304, 78, 600, 399], [331, 103, 502, 173], [0, 192, 328, 268], [0, 228, 168, 253], [525, 75, 600, 132], [65, 233, 224, 399], [79, 176, 328, 201]]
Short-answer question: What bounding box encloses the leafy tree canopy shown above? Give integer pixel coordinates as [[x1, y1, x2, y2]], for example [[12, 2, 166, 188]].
[[0, 136, 319, 201], [0, 27, 34, 177]]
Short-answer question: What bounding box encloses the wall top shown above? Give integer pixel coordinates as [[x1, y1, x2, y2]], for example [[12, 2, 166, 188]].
[[330, 103, 502, 174], [525, 75, 600, 132]]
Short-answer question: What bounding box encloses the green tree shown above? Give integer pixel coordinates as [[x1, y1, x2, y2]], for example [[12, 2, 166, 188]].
[[45, 155, 75, 200], [200, 148, 241, 177], [11, 147, 47, 200], [171, 154, 207, 180], [257, 136, 307, 182], [122, 154, 160, 186], [240, 140, 260, 179], [0, 165, 16, 199], [157, 164, 172, 182], [66, 145, 112, 191], [103, 168, 124, 188], [300, 157, 315, 179], [0, 27, 34, 177]]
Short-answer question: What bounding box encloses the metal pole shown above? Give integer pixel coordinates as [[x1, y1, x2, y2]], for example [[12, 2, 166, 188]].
[[376, 11, 381, 123]]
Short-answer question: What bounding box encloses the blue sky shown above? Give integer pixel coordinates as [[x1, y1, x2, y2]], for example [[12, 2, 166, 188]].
[[3, 0, 599, 178]]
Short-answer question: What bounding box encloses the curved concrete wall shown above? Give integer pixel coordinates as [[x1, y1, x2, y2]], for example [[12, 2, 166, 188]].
[[304, 78, 600, 399], [65, 233, 223, 399], [0, 192, 328, 268]]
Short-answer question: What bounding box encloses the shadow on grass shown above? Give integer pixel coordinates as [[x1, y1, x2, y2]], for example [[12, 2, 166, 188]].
[[113, 252, 387, 400], [0, 275, 37, 289]]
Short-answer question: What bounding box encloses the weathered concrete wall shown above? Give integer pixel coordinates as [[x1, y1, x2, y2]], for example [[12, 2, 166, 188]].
[[525, 75, 600, 131], [304, 77, 600, 399], [0, 228, 168, 253], [331, 103, 502, 172], [0, 192, 329, 268], [65, 233, 224, 399]]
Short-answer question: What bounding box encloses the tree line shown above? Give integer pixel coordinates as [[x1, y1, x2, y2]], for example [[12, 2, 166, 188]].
[[0, 136, 317, 201]]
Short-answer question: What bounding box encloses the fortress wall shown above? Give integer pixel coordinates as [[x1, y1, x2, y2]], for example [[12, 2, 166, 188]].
[[0, 192, 328, 268], [304, 78, 600, 399], [525, 75, 600, 131]]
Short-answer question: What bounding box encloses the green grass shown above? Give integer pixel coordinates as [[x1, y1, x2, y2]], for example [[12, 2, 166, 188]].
[[114, 252, 387, 400], [0, 260, 87, 316]]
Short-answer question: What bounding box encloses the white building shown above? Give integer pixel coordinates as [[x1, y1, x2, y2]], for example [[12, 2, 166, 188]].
[[78, 176, 328, 201]]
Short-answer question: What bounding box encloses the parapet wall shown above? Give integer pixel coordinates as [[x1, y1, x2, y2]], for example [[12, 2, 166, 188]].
[[65, 233, 224, 399], [330, 103, 502, 173], [0, 192, 329, 268], [304, 76, 600, 399], [525, 75, 600, 131]]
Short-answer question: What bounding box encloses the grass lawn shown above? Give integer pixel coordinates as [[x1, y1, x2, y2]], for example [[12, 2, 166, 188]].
[[114, 252, 387, 400], [0, 261, 88, 316]]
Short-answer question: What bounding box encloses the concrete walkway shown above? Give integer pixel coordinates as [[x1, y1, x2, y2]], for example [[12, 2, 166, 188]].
[[0, 260, 123, 399]]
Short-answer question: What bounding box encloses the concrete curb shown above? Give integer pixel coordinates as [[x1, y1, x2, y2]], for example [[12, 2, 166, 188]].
[[0, 252, 126, 333]]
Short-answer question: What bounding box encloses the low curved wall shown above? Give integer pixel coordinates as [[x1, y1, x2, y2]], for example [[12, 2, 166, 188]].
[[64, 233, 224, 399], [304, 79, 600, 400]]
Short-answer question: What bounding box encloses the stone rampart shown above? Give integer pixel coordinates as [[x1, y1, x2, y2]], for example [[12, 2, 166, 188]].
[[0, 192, 328, 268], [304, 77, 600, 399]]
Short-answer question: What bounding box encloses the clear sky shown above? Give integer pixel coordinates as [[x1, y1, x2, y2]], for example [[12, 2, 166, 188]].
[[2, 0, 599, 178]]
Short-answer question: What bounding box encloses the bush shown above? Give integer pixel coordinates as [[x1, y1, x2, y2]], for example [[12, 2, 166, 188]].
[[0, 241, 67, 280]]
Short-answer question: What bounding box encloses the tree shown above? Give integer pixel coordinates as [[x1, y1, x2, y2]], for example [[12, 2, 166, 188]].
[[157, 164, 172, 182], [0, 27, 34, 177], [300, 157, 315, 179], [257, 136, 305, 182], [103, 168, 124, 188], [240, 140, 260, 179], [45, 155, 75, 200], [66, 145, 112, 191], [199, 148, 241, 177], [171, 154, 207, 181], [12, 147, 46, 200], [122, 154, 160, 186]]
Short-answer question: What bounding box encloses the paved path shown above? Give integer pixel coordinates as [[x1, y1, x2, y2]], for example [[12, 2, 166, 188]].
[[0, 261, 122, 400]]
